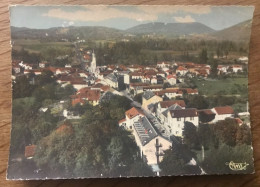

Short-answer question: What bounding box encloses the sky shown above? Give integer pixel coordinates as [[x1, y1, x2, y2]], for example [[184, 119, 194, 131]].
[[9, 5, 254, 31]]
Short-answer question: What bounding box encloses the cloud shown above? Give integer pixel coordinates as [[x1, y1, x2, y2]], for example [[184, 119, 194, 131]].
[[174, 15, 195, 23], [42, 5, 211, 23], [43, 6, 157, 22], [137, 5, 211, 15], [68, 21, 74, 26]]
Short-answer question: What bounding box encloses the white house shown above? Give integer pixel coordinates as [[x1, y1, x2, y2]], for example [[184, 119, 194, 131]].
[[157, 61, 170, 68], [166, 74, 177, 85], [231, 65, 243, 73], [119, 107, 145, 130], [211, 106, 234, 123], [167, 108, 199, 137], [176, 66, 188, 76]]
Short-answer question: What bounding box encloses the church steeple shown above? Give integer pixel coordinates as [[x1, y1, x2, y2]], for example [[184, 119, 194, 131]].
[[90, 50, 96, 73]]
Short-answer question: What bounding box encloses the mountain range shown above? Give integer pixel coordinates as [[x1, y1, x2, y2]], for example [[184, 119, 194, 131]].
[[11, 19, 252, 42]]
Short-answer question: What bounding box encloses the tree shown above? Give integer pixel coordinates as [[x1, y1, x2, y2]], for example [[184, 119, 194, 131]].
[[236, 124, 252, 145], [210, 61, 218, 78], [129, 158, 154, 176], [13, 76, 34, 98], [201, 143, 254, 174], [212, 118, 239, 146], [185, 94, 209, 110], [183, 122, 200, 149], [159, 148, 186, 175], [199, 48, 208, 64]]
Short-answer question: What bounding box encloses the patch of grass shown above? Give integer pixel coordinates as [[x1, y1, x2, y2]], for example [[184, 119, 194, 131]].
[[194, 77, 248, 96]]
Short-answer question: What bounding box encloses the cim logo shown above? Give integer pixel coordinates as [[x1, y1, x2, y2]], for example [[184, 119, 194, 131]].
[[226, 161, 249, 171]]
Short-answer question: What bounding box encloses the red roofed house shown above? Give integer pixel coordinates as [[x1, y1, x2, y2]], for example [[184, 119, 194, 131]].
[[119, 107, 145, 130], [71, 88, 101, 106], [25, 145, 36, 159], [211, 106, 235, 123], [166, 74, 177, 85], [176, 66, 188, 76], [231, 65, 243, 73]]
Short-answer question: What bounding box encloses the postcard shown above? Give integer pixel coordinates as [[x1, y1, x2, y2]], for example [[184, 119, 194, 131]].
[[7, 5, 255, 180]]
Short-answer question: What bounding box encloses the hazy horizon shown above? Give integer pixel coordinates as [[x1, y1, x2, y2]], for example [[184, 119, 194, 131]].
[[10, 5, 254, 31]]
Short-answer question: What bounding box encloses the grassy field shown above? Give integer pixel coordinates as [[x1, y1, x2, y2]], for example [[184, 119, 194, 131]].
[[194, 77, 248, 96], [13, 39, 73, 53]]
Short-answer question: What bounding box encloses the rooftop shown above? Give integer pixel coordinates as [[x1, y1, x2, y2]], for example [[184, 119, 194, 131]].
[[125, 107, 145, 119], [170, 108, 198, 118], [160, 100, 186, 108], [214, 106, 234, 115], [133, 116, 158, 146], [142, 91, 155, 100]]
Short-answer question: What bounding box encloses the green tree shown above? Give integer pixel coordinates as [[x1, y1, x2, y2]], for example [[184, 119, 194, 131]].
[[183, 122, 200, 149], [159, 148, 186, 175], [201, 143, 254, 174], [199, 48, 208, 64], [13, 76, 34, 98]]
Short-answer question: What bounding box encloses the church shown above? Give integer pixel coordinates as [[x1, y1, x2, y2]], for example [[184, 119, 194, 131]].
[[89, 50, 96, 74]]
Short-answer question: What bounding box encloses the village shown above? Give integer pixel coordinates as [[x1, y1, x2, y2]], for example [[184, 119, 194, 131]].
[[11, 46, 250, 175]]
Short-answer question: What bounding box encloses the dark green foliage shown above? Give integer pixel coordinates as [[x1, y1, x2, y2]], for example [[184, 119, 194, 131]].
[[199, 48, 208, 64], [236, 124, 252, 145], [212, 118, 239, 146], [12, 48, 42, 64], [183, 94, 209, 110], [12, 76, 34, 99], [128, 158, 154, 176], [33, 94, 152, 178], [197, 123, 215, 149], [159, 148, 186, 175], [159, 145, 201, 176], [183, 122, 200, 149], [35, 70, 56, 85], [201, 143, 254, 174]]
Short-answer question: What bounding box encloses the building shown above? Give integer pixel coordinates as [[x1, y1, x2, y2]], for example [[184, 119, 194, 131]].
[[71, 88, 101, 106], [157, 100, 186, 115], [211, 106, 234, 123], [231, 65, 243, 73], [142, 91, 163, 111], [166, 74, 177, 85], [90, 51, 96, 73], [176, 66, 188, 76], [132, 116, 172, 172], [104, 73, 118, 89], [157, 61, 170, 68], [167, 108, 199, 137], [119, 107, 145, 130]]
